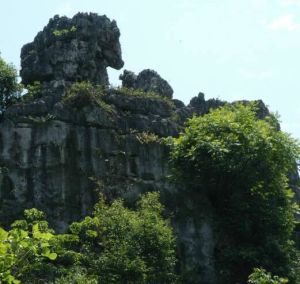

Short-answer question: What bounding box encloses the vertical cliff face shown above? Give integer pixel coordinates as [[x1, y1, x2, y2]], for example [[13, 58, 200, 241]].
[[0, 12, 294, 284], [0, 90, 179, 227], [0, 95, 218, 283]]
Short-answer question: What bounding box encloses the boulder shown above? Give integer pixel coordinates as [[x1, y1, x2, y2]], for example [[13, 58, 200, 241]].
[[120, 69, 173, 98]]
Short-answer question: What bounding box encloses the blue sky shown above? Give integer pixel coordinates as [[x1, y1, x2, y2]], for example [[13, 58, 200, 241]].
[[0, 0, 299, 139]]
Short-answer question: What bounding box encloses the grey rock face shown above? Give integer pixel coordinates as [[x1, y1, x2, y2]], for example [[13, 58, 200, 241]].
[[21, 13, 124, 86], [188, 92, 225, 115], [120, 69, 173, 98], [1, 85, 296, 283], [3, 12, 298, 284], [0, 86, 218, 283]]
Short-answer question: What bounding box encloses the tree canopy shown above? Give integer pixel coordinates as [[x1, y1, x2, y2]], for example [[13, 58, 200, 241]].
[[0, 55, 21, 112], [0, 192, 177, 284], [169, 103, 300, 283]]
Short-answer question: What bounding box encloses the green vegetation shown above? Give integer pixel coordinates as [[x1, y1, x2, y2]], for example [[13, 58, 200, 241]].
[[0, 56, 22, 112], [0, 209, 57, 284], [21, 81, 42, 103], [116, 87, 175, 109], [248, 268, 289, 284], [52, 26, 77, 37], [0, 192, 177, 283], [169, 103, 300, 283], [63, 81, 113, 113], [19, 114, 56, 124], [135, 131, 161, 144]]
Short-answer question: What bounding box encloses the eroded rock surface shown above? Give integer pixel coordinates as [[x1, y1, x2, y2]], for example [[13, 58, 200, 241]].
[[21, 13, 124, 86], [1, 12, 297, 284], [120, 69, 174, 98]]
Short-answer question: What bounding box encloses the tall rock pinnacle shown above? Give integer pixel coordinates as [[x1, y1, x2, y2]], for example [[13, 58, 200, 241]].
[[20, 12, 124, 86]]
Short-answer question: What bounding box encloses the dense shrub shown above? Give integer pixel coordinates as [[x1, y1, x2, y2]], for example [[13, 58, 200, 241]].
[[247, 268, 288, 284], [63, 81, 112, 112], [0, 192, 177, 284], [0, 55, 22, 112], [169, 103, 300, 283], [21, 81, 42, 103]]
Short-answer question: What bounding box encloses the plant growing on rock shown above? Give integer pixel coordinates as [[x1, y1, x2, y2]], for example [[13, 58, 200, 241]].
[[52, 25, 77, 37], [135, 131, 161, 144], [21, 81, 42, 102], [63, 81, 113, 113], [115, 86, 175, 109]]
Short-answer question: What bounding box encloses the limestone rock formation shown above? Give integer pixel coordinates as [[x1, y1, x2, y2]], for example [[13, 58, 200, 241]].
[[0, 12, 298, 284], [120, 69, 174, 98], [21, 13, 124, 87]]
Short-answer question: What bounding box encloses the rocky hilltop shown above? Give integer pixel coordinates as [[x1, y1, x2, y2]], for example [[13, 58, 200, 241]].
[[0, 13, 296, 284], [21, 13, 123, 86]]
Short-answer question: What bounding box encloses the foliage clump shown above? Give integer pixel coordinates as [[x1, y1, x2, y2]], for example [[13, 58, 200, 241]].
[[169, 103, 300, 283], [63, 81, 113, 113], [116, 87, 175, 109], [135, 131, 161, 144], [248, 268, 289, 284], [0, 192, 177, 283], [21, 81, 42, 103], [0, 56, 22, 112], [0, 208, 57, 284], [66, 192, 177, 283], [52, 26, 77, 37]]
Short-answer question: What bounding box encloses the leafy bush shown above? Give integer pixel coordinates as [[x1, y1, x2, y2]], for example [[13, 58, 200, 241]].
[[0, 55, 22, 112], [68, 192, 177, 283], [116, 86, 175, 109], [248, 268, 289, 284], [0, 192, 177, 283], [0, 209, 57, 284], [53, 26, 77, 37], [54, 267, 97, 284], [169, 103, 300, 283], [135, 131, 161, 144], [20, 81, 42, 103], [63, 81, 113, 112]]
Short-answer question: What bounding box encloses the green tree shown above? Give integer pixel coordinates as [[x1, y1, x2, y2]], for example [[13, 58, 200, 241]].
[[0, 192, 177, 284], [0, 56, 21, 112], [0, 209, 57, 284], [169, 103, 300, 283], [67, 192, 177, 284]]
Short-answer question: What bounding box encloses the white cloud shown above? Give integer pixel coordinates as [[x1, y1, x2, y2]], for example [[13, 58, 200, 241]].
[[55, 2, 74, 17], [267, 14, 300, 31]]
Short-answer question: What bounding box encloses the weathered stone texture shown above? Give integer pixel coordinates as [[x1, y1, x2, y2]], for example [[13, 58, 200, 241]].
[[21, 13, 124, 86], [120, 69, 174, 98], [1, 12, 298, 284]]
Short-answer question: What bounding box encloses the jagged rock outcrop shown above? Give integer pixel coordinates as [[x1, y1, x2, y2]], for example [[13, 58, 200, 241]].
[[0, 86, 180, 229], [0, 89, 222, 283], [21, 13, 124, 87], [120, 69, 174, 98], [0, 90, 273, 284], [0, 12, 298, 284]]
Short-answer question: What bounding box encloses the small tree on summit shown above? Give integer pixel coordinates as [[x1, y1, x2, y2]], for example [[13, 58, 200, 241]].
[[0, 55, 22, 112]]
